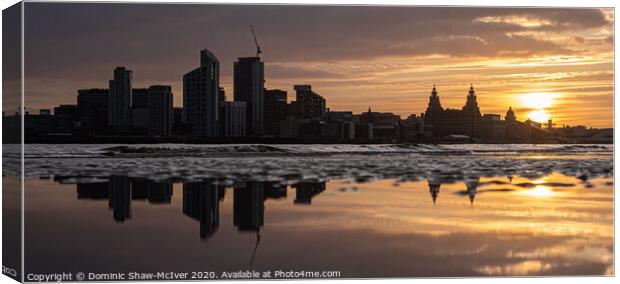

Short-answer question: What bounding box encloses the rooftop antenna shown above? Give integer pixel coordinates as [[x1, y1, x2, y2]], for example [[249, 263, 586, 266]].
[[250, 25, 262, 57]]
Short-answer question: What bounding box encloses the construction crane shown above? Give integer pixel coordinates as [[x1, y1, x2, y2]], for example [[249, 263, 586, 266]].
[[250, 25, 262, 57]]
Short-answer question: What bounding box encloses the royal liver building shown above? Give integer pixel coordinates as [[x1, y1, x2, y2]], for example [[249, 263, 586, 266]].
[[423, 85, 482, 139]]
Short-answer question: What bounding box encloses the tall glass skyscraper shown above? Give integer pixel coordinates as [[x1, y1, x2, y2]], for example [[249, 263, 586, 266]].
[[183, 49, 220, 137], [233, 57, 264, 136], [108, 67, 132, 127]]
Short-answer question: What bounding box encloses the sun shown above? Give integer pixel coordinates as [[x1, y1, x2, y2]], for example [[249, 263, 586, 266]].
[[521, 179, 556, 197], [519, 92, 558, 123], [528, 109, 551, 123], [523, 185, 555, 197]]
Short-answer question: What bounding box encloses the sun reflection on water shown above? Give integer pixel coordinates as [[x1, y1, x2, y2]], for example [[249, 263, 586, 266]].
[[516, 178, 556, 197], [523, 185, 555, 197]]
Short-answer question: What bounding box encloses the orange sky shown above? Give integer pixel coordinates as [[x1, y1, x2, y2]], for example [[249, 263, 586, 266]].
[[256, 11, 614, 127]]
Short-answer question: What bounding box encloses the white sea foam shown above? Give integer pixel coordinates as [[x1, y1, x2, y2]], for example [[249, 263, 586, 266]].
[[4, 143, 612, 159], [2, 143, 611, 184]]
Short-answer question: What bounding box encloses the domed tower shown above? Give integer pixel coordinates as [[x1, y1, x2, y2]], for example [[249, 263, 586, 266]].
[[505, 106, 518, 141], [462, 84, 481, 115], [427, 85, 443, 111], [365, 106, 374, 124], [424, 85, 443, 125], [465, 177, 480, 206], [505, 106, 516, 122], [462, 84, 482, 139], [428, 181, 441, 205]]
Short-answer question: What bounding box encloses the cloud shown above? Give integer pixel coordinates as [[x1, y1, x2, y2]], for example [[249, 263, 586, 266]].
[[24, 4, 612, 75], [266, 64, 344, 80]]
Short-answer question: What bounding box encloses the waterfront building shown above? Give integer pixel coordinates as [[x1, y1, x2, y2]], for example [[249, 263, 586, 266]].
[[131, 88, 150, 130], [53, 104, 79, 133], [359, 107, 400, 141], [481, 114, 506, 141], [423, 85, 482, 139], [184, 49, 220, 137], [293, 85, 326, 120], [147, 85, 173, 137], [219, 101, 247, 137], [264, 89, 288, 135], [77, 88, 108, 133], [23, 111, 53, 137], [108, 67, 132, 127], [218, 87, 226, 104], [234, 57, 264, 136]]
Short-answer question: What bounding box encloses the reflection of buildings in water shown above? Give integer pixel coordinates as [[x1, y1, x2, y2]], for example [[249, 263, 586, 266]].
[[233, 181, 265, 232], [232, 181, 290, 267], [233, 181, 265, 267], [133, 179, 173, 204], [264, 182, 287, 200], [182, 181, 223, 240], [77, 182, 108, 200], [464, 177, 480, 205], [428, 178, 441, 205], [75, 176, 173, 222], [109, 176, 132, 222], [293, 181, 326, 205]]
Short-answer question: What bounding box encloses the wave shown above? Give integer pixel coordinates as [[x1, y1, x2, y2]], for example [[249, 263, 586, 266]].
[[11, 143, 612, 159]]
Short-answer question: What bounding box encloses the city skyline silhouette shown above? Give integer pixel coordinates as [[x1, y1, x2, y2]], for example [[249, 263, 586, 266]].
[[7, 4, 613, 128]]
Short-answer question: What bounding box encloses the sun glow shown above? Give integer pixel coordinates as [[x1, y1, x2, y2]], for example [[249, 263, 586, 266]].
[[519, 92, 558, 123], [523, 185, 555, 197], [528, 109, 551, 123], [521, 179, 555, 197]]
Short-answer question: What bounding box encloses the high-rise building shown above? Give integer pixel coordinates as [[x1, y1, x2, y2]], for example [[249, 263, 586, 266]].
[[173, 107, 184, 124], [172, 107, 191, 135], [218, 87, 226, 104], [132, 88, 149, 108], [234, 57, 264, 136], [108, 67, 132, 127], [77, 88, 108, 133], [131, 88, 150, 129], [219, 101, 247, 137], [264, 89, 288, 135], [293, 85, 326, 120], [184, 49, 220, 137], [147, 85, 173, 137]]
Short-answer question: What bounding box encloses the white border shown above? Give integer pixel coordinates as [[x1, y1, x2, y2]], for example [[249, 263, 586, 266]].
[[0, 1, 617, 284]]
